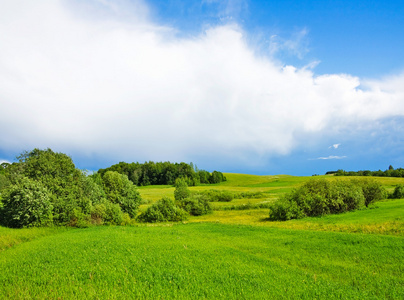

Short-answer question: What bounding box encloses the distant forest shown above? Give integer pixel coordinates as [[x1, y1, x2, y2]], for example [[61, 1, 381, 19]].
[[327, 166, 404, 178], [97, 161, 226, 186]]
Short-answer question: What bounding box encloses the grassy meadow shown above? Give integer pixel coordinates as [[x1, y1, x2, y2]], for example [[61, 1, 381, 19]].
[[1, 173, 404, 299]]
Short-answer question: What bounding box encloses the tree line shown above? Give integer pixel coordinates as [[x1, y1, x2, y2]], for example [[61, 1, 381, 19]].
[[328, 165, 404, 177], [97, 161, 226, 186]]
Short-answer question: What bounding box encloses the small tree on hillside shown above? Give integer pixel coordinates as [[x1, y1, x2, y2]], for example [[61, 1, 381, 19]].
[[174, 177, 190, 201]]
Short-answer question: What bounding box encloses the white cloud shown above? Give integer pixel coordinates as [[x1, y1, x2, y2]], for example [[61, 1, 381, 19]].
[[0, 0, 404, 165], [269, 28, 310, 59], [329, 144, 341, 149], [314, 156, 347, 160], [0, 160, 11, 165]]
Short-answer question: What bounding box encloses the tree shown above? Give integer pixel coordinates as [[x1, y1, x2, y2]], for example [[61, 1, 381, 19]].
[[102, 171, 142, 218], [174, 177, 190, 201], [9, 148, 83, 224], [0, 177, 53, 228]]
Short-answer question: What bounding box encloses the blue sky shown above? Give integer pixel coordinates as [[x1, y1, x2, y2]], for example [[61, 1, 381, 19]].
[[1, 0, 404, 175]]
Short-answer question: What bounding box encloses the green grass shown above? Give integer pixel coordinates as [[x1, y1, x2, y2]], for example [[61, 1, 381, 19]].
[[0, 226, 69, 252], [1, 224, 403, 299]]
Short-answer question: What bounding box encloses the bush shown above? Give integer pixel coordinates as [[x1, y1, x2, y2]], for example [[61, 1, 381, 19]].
[[137, 197, 188, 223], [178, 194, 212, 216], [269, 179, 383, 221], [196, 190, 234, 202], [69, 207, 90, 228], [0, 177, 53, 228], [103, 202, 124, 225], [91, 203, 107, 225], [269, 196, 305, 221], [352, 179, 386, 207], [390, 184, 404, 199]]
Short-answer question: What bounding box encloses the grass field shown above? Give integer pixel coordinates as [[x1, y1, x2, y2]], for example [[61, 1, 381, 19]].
[[1, 173, 404, 299]]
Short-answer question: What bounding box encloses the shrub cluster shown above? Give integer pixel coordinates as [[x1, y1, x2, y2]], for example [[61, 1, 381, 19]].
[[0, 149, 142, 228], [138, 180, 213, 223], [137, 197, 188, 223], [178, 195, 212, 216], [269, 179, 385, 221], [194, 190, 234, 202]]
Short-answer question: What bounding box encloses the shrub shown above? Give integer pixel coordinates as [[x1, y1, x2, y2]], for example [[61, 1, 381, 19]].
[[269, 196, 305, 221], [178, 194, 212, 216], [0, 177, 53, 228], [390, 184, 404, 199], [69, 207, 90, 228], [196, 190, 234, 202], [91, 203, 107, 225], [103, 202, 124, 225], [137, 197, 188, 223], [269, 179, 383, 221], [352, 179, 386, 207]]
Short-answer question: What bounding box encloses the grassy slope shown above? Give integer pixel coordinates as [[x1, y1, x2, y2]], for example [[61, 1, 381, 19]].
[[1, 173, 404, 299]]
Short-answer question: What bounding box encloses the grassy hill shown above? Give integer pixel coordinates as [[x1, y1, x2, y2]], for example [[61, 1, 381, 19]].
[[1, 173, 403, 299]]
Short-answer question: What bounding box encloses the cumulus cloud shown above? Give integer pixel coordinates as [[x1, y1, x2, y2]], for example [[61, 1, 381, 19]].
[[329, 144, 341, 149], [1, 0, 404, 167]]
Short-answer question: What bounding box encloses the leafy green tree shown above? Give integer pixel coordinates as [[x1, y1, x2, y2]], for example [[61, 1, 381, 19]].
[[174, 177, 190, 201], [209, 171, 226, 183], [0, 177, 53, 228], [102, 171, 142, 218], [7, 148, 83, 224]]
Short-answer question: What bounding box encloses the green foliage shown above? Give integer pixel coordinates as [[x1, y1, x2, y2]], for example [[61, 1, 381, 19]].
[[173, 177, 190, 201], [0, 173, 9, 192], [390, 184, 404, 199], [98, 161, 226, 186], [69, 207, 90, 228], [0, 177, 53, 228], [195, 189, 234, 202], [178, 194, 212, 216], [352, 179, 386, 207], [335, 167, 404, 178], [137, 197, 188, 223], [102, 171, 141, 218], [10, 148, 84, 224], [269, 179, 384, 221], [209, 170, 226, 183], [0, 149, 141, 228], [103, 202, 125, 225]]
